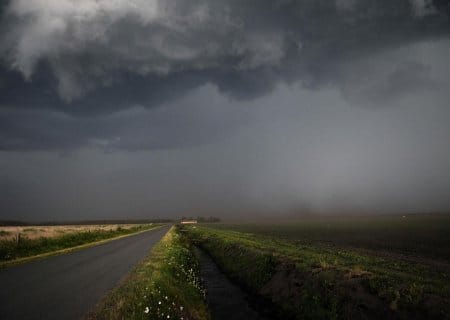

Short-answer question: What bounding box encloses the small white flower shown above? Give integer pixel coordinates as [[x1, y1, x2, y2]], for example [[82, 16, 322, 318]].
[[158, 301, 162, 305], [167, 316, 170, 319], [144, 307, 149, 314], [180, 306, 184, 311]]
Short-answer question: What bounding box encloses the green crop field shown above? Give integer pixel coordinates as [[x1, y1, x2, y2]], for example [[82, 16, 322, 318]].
[[182, 214, 450, 320], [206, 214, 450, 261]]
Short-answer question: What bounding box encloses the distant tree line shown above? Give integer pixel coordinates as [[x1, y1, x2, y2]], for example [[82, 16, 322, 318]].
[[180, 216, 221, 223], [0, 218, 174, 226]]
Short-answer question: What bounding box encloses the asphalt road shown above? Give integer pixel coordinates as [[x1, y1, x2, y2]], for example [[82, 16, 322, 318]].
[[0, 225, 170, 320]]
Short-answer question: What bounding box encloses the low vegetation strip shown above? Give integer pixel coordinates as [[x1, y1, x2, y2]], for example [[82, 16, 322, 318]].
[[184, 225, 450, 320], [0, 224, 150, 241], [0, 224, 162, 266], [88, 225, 210, 320]]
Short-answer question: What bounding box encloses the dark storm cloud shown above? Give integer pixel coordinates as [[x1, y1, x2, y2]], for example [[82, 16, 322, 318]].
[[0, 84, 251, 151], [0, 0, 450, 151], [1, 0, 449, 104]]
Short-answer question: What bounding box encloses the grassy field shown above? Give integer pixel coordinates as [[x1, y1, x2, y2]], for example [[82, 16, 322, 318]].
[[0, 224, 143, 241], [89, 225, 210, 320], [0, 223, 163, 264], [183, 214, 450, 320], [210, 214, 450, 261]]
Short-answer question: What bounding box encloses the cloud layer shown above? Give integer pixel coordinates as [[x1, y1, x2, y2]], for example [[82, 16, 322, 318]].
[[0, 0, 449, 152], [1, 0, 449, 106]]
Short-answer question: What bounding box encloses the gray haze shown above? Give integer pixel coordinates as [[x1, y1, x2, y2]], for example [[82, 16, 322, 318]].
[[0, 0, 450, 221]]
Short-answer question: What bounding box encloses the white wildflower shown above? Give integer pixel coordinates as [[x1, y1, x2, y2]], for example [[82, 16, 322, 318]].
[[144, 307, 149, 314]]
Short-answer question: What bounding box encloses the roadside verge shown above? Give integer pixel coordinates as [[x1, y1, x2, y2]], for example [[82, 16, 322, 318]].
[[87, 225, 210, 320]]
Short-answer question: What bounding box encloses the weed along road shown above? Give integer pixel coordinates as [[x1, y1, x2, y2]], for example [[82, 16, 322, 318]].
[[0, 225, 171, 320]]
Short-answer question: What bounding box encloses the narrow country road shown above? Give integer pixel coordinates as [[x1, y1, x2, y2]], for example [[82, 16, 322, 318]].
[[0, 225, 171, 320]]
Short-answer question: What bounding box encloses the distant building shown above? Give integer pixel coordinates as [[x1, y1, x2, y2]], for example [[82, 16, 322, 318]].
[[180, 219, 197, 224]]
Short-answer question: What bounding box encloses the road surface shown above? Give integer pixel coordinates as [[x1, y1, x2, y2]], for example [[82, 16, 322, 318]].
[[0, 225, 170, 320]]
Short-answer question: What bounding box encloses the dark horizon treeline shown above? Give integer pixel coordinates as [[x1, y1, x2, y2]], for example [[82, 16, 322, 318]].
[[0, 216, 222, 226], [0, 218, 174, 226], [180, 216, 221, 223]]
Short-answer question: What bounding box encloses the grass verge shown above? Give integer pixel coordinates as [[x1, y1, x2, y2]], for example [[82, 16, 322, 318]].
[[88, 225, 210, 320], [0, 224, 163, 268], [185, 225, 450, 320]]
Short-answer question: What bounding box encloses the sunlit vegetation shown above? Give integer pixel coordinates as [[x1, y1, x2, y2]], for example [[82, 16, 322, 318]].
[[184, 215, 450, 320], [0, 224, 162, 263], [0, 224, 147, 240], [89, 225, 209, 320]]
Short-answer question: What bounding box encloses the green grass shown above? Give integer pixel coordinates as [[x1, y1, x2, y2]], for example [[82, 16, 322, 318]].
[[89, 226, 210, 320], [0, 224, 162, 262], [184, 217, 450, 320], [207, 214, 450, 261]]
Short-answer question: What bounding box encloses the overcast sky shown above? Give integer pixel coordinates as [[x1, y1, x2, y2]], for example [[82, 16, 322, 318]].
[[1, 0, 449, 221]]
